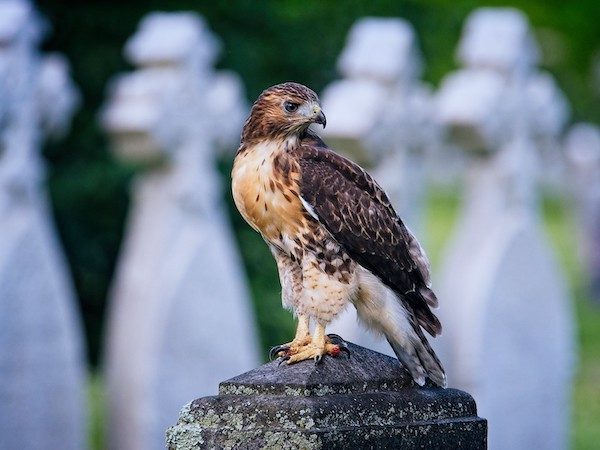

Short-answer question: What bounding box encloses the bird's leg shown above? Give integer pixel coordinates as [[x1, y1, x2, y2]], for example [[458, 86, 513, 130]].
[[284, 322, 347, 364], [269, 315, 311, 360], [293, 314, 311, 344]]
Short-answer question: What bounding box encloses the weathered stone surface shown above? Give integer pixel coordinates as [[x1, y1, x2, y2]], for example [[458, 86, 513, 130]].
[[166, 344, 487, 449]]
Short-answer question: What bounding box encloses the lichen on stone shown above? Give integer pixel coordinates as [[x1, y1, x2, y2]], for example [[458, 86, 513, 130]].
[[219, 384, 258, 396], [165, 423, 205, 449], [262, 431, 320, 449]]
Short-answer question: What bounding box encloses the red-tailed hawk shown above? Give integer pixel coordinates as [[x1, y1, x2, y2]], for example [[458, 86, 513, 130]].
[[232, 82, 446, 387]]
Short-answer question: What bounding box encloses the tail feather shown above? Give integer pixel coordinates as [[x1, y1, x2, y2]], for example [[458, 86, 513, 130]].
[[354, 267, 447, 388], [406, 290, 442, 337], [412, 325, 447, 388], [414, 308, 442, 337], [386, 327, 447, 388], [386, 337, 427, 386], [419, 286, 438, 308]]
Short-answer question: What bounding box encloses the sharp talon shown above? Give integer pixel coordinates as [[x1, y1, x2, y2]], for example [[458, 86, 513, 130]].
[[314, 354, 323, 365], [269, 345, 289, 361], [278, 355, 290, 366], [327, 334, 348, 348]]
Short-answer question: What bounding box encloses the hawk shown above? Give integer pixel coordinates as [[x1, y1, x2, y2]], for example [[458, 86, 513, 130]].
[[232, 82, 446, 387]]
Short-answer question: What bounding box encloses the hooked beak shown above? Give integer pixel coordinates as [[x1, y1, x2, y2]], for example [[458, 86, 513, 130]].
[[313, 109, 327, 129]]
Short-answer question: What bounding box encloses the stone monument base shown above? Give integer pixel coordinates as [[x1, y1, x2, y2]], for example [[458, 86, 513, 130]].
[[167, 344, 487, 449]]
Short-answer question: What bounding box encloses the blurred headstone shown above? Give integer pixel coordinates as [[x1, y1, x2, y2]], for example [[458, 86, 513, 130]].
[[565, 123, 600, 304], [101, 12, 260, 450], [0, 1, 86, 449], [321, 17, 441, 357], [434, 8, 575, 450]]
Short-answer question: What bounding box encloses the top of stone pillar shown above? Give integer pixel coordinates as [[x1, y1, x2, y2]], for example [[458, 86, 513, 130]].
[[435, 7, 569, 156], [457, 7, 539, 74], [220, 343, 415, 397], [0, 0, 78, 212], [124, 12, 220, 70], [337, 17, 422, 84], [321, 17, 433, 167], [102, 11, 246, 167], [0, 0, 44, 45], [167, 344, 487, 449]]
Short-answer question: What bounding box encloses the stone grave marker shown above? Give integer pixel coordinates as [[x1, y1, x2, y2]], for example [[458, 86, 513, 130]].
[[101, 12, 260, 450], [0, 1, 86, 449], [320, 17, 441, 358], [433, 8, 576, 450]]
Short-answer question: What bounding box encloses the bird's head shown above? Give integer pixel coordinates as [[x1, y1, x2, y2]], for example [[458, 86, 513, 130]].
[[241, 82, 326, 144]]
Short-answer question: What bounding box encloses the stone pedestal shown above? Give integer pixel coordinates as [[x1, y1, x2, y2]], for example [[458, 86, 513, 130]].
[[167, 344, 487, 449]]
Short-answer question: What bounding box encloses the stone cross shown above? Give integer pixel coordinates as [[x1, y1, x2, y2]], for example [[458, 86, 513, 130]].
[[101, 12, 260, 450], [565, 123, 600, 304], [321, 17, 440, 358], [433, 8, 575, 450], [166, 343, 487, 449], [0, 1, 86, 449]]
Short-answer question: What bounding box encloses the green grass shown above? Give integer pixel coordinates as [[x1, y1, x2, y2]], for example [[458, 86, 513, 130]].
[[572, 298, 600, 449], [87, 188, 600, 449], [88, 372, 105, 450], [424, 184, 461, 266]]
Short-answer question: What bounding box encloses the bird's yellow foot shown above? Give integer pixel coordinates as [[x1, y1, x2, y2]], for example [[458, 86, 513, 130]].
[[278, 334, 350, 365], [269, 335, 312, 360]]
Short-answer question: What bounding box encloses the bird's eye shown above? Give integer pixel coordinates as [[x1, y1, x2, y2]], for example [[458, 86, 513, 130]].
[[284, 101, 299, 113]]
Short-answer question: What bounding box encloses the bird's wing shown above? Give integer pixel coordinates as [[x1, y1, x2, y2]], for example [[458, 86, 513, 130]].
[[297, 135, 440, 336]]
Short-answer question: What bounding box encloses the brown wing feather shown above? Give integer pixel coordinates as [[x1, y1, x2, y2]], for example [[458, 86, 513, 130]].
[[297, 133, 441, 336]]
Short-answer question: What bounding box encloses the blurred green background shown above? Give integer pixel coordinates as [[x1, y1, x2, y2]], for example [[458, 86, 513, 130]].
[[35, 0, 599, 448]]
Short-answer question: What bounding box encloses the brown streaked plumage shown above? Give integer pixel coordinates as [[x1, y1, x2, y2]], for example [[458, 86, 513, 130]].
[[231, 82, 446, 387]]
